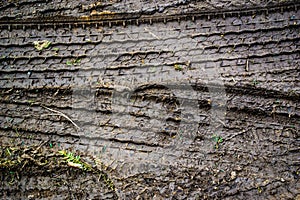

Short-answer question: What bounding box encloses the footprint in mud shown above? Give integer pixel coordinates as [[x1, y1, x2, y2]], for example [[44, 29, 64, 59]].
[[128, 85, 181, 142], [111, 85, 197, 147], [110, 84, 198, 147]]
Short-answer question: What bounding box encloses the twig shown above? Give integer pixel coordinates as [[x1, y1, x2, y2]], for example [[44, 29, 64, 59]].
[[100, 118, 111, 126], [225, 129, 249, 140], [144, 28, 160, 39], [218, 119, 227, 127], [245, 58, 249, 72], [42, 106, 80, 130], [231, 76, 237, 83]]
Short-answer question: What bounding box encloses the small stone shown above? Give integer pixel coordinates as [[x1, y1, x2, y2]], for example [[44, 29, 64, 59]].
[[231, 171, 237, 180]]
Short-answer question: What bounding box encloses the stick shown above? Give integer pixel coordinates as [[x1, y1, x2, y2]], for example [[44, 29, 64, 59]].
[[42, 106, 80, 130], [144, 28, 160, 39], [225, 129, 248, 140]]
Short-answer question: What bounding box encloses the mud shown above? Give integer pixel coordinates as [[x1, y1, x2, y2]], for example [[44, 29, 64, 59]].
[[0, 0, 296, 20], [0, 0, 300, 199]]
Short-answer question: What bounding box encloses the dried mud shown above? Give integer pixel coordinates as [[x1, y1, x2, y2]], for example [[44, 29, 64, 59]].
[[0, 0, 299, 199]]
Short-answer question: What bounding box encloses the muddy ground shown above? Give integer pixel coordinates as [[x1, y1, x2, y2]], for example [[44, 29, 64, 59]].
[[0, 0, 299, 199]]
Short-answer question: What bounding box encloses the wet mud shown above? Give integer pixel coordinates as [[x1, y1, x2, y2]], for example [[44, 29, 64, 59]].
[[0, 0, 299, 199]]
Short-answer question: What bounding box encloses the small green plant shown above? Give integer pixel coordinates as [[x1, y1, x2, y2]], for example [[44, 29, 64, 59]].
[[27, 99, 35, 105], [58, 150, 91, 171], [33, 40, 51, 51], [52, 47, 59, 55], [257, 186, 262, 193], [252, 79, 259, 86], [174, 64, 183, 71], [101, 145, 107, 154], [66, 58, 81, 66], [212, 135, 223, 149]]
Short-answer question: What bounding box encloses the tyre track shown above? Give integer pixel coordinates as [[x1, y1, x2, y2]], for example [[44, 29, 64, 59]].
[[1, 2, 300, 199]]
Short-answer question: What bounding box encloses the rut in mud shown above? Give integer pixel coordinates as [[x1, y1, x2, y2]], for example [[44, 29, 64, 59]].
[[0, 0, 299, 199]]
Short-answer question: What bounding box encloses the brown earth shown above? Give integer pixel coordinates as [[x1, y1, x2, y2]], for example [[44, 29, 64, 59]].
[[0, 0, 299, 199]]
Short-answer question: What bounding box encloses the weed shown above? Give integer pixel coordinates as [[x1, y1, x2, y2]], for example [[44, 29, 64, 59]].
[[52, 47, 59, 55], [66, 60, 73, 66], [27, 99, 35, 105], [5, 148, 11, 156], [212, 135, 223, 149], [252, 79, 259, 86], [58, 150, 92, 171], [101, 173, 115, 190], [174, 64, 183, 71], [257, 186, 262, 193], [33, 40, 51, 51], [1, 144, 115, 190], [66, 58, 81, 66], [101, 145, 107, 153], [58, 150, 115, 189]]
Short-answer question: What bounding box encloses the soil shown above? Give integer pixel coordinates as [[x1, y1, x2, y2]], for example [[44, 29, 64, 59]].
[[0, 0, 299, 199]]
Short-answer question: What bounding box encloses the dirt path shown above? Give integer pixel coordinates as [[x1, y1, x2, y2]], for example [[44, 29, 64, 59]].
[[0, 0, 299, 199]]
